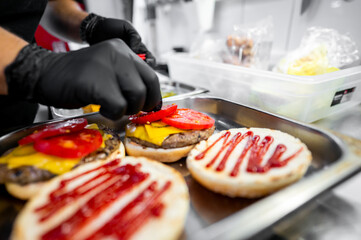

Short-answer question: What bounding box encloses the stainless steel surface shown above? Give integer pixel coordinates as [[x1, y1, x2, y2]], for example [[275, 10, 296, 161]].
[[271, 189, 361, 240], [50, 80, 208, 118], [1, 96, 360, 240], [161, 80, 208, 102], [267, 104, 361, 240]]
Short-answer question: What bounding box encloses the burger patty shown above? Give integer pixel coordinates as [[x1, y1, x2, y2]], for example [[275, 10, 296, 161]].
[[0, 128, 121, 186], [77, 131, 121, 165], [0, 164, 56, 186], [129, 125, 215, 149]]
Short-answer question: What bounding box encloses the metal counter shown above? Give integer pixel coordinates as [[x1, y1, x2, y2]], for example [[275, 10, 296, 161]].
[[267, 104, 361, 240], [5, 70, 361, 239]]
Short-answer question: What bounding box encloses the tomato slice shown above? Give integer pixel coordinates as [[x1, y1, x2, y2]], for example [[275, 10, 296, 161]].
[[18, 118, 88, 145], [162, 108, 215, 130], [129, 104, 177, 124], [33, 129, 103, 158]]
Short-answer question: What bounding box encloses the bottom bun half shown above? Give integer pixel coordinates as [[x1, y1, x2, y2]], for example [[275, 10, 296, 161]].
[[12, 156, 189, 240], [6, 142, 126, 200], [6, 182, 46, 201], [187, 128, 312, 198], [124, 138, 194, 163]]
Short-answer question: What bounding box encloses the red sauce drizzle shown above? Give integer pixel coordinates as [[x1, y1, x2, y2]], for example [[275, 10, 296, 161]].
[[246, 135, 273, 173], [35, 159, 170, 240], [204, 131, 231, 168], [35, 159, 141, 222], [195, 131, 230, 161], [87, 181, 171, 240], [230, 131, 254, 177], [216, 132, 244, 171], [196, 130, 303, 177], [263, 144, 304, 172]]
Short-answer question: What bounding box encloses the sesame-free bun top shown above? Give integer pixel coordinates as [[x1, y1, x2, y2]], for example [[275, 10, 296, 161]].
[[187, 128, 312, 198]]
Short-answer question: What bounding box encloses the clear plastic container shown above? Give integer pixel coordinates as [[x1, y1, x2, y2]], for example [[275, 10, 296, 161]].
[[167, 53, 361, 122]]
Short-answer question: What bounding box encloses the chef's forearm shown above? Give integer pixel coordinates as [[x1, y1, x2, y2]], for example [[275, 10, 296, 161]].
[[0, 27, 28, 95], [41, 0, 88, 43]]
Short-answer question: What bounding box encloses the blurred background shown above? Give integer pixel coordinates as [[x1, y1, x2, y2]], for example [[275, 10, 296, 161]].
[[38, 0, 361, 69], [35, 0, 361, 125]]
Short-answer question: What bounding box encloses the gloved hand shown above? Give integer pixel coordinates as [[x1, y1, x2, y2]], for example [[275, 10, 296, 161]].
[[80, 13, 156, 67], [5, 39, 162, 120]]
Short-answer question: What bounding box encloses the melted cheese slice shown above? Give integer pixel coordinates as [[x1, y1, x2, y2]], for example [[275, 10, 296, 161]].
[[0, 124, 111, 175], [125, 121, 188, 146], [0, 144, 79, 175]]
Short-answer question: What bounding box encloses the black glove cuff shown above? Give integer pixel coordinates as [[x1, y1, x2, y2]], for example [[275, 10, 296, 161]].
[[80, 13, 105, 44], [5, 44, 49, 100]]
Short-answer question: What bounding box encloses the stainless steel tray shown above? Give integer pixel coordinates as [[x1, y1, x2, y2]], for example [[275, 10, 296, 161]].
[[1, 96, 360, 240], [50, 80, 208, 118]]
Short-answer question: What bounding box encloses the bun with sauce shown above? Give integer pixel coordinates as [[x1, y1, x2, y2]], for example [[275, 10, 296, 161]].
[[0, 118, 125, 200], [124, 104, 215, 163], [12, 156, 189, 240], [187, 128, 312, 198]]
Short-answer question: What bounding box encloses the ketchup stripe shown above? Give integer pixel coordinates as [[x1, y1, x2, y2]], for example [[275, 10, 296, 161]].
[[230, 131, 254, 177], [38, 174, 117, 222], [216, 132, 243, 171], [266, 146, 303, 169], [261, 144, 287, 172], [58, 159, 120, 188], [197, 130, 304, 176], [40, 164, 149, 240], [46, 160, 129, 204], [246, 136, 273, 173], [36, 162, 129, 222], [118, 202, 165, 240], [87, 181, 172, 240], [49, 164, 121, 202], [205, 132, 231, 168], [195, 131, 230, 160]]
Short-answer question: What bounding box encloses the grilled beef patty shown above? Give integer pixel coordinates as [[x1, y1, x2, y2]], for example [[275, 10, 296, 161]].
[[128, 125, 215, 149], [0, 128, 121, 186], [0, 164, 56, 185]]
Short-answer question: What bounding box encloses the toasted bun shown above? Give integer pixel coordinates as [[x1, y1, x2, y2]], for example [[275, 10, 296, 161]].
[[12, 156, 189, 240], [5, 182, 45, 201], [125, 137, 195, 163], [187, 128, 312, 198], [6, 141, 125, 200]]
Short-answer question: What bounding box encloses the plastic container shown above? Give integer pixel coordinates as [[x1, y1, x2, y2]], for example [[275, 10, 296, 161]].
[[167, 53, 361, 122]]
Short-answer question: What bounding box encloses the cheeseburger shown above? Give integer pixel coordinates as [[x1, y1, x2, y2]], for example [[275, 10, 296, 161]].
[[125, 104, 215, 162], [0, 118, 125, 200]]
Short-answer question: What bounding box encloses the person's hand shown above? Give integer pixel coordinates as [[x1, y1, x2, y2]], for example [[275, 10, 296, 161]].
[[5, 39, 162, 120], [81, 13, 156, 67]]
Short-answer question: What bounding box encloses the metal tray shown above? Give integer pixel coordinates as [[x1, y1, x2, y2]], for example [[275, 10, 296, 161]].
[[50, 80, 208, 118], [1, 96, 361, 240]]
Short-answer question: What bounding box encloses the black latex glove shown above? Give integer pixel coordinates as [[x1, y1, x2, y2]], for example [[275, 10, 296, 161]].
[[5, 39, 162, 120], [80, 13, 156, 67]]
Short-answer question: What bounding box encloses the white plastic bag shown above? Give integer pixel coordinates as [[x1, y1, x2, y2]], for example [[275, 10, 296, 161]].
[[274, 27, 360, 76], [189, 33, 227, 63], [224, 17, 274, 70]]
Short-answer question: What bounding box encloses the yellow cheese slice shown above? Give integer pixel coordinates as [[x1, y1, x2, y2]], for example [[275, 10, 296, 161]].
[[125, 121, 188, 146], [0, 124, 111, 175], [0, 144, 79, 175]]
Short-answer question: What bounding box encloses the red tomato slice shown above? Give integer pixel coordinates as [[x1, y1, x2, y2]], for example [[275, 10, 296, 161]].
[[18, 118, 88, 145], [33, 129, 102, 158], [162, 108, 215, 130], [129, 104, 177, 124]]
